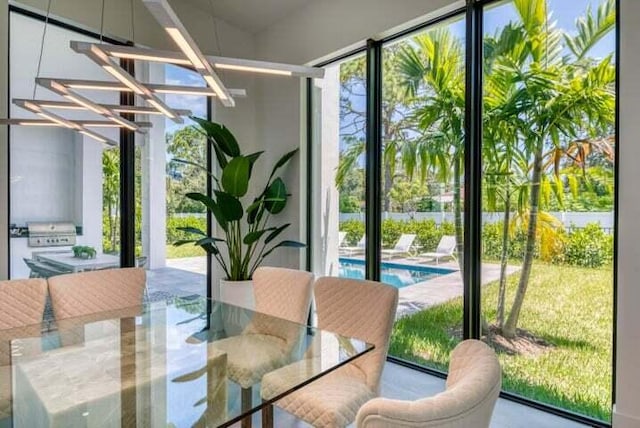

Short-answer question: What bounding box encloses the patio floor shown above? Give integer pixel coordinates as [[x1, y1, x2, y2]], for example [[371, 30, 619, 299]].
[[147, 256, 520, 319]]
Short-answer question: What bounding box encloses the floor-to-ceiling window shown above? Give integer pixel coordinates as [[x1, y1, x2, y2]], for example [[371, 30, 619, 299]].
[[8, 11, 122, 279], [138, 63, 209, 298], [480, 0, 616, 421], [312, 0, 616, 424], [379, 14, 467, 372]]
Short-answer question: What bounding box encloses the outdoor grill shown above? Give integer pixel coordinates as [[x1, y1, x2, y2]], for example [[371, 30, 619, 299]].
[[27, 222, 77, 247]]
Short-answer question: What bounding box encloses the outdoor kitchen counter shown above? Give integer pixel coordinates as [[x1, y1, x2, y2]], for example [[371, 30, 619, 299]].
[[35, 252, 120, 273]]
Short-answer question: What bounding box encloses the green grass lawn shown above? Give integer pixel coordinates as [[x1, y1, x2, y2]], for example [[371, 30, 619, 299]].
[[166, 244, 205, 259], [389, 263, 613, 421]]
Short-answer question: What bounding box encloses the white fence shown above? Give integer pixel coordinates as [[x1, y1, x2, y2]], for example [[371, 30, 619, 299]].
[[340, 211, 615, 233]]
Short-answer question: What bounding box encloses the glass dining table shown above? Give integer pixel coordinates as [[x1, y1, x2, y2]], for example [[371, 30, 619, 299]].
[[0, 296, 373, 428]]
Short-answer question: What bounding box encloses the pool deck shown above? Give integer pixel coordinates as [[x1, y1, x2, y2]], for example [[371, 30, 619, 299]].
[[150, 256, 520, 319]]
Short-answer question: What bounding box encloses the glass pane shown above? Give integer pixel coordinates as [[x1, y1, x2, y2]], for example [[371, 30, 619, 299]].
[[138, 63, 208, 298], [312, 53, 366, 277], [380, 15, 467, 371], [480, 0, 615, 421], [8, 12, 121, 280]]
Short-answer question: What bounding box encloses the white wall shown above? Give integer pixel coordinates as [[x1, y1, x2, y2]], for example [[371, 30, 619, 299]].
[[0, 0, 8, 279], [614, 1, 640, 426]]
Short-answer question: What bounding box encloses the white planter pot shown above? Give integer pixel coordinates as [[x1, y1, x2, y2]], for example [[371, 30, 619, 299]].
[[219, 279, 255, 309], [219, 279, 255, 336]]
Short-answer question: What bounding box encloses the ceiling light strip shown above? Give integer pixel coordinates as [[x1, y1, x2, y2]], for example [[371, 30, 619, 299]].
[[142, 0, 235, 107]]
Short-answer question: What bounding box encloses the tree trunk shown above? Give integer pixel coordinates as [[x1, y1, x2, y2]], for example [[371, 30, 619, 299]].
[[497, 193, 511, 329], [453, 156, 464, 272], [503, 148, 543, 338], [383, 157, 393, 212]]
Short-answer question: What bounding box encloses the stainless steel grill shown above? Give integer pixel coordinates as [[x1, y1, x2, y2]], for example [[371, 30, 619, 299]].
[[27, 222, 77, 247]]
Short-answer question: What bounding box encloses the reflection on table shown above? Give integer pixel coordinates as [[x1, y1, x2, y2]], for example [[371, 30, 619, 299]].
[[3, 297, 373, 428]]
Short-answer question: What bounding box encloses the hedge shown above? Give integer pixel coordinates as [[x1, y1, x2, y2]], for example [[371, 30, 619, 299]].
[[340, 219, 613, 268], [167, 215, 207, 244]]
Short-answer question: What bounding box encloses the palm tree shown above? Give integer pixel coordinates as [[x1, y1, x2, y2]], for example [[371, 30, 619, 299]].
[[396, 28, 466, 269], [495, 0, 616, 337]]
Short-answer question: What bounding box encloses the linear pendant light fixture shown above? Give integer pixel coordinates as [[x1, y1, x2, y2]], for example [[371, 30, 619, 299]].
[[142, 0, 234, 107], [12, 100, 119, 145], [69, 41, 184, 123], [101, 44, 325, 79]]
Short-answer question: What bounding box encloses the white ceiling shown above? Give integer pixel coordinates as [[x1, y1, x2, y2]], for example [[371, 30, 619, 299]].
[[187, 0, 311, 34]]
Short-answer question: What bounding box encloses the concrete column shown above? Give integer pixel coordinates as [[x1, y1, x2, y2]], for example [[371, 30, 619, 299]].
[[312, 65, 341, 276], [142, 63, 167, 270], [615, 1, 640, 426], [74, 134, 105, 253]]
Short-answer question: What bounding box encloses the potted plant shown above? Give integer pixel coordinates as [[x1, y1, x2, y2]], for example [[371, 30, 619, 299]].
[[175, 117, 305, 310], [72, 245, 97, 260]]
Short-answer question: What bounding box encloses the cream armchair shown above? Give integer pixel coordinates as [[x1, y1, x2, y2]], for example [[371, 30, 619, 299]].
[[356, 339, 501, 428]]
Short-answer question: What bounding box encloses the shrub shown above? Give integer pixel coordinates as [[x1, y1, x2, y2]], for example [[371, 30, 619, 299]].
[[340, 219, 365, 245], [565, 223, 612, 268], [166, 215, 207, 244]]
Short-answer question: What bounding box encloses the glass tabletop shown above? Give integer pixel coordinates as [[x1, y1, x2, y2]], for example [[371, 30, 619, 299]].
[[0, 296, 373, 428]]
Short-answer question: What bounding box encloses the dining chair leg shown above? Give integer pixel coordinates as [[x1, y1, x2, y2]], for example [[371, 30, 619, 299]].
[[241, 387, 252, 428], [262, 402, 274, 428]]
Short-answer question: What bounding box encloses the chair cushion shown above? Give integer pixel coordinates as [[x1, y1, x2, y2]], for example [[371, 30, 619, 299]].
[[211, 334, 289, 389], [263, 361, 375, 428]]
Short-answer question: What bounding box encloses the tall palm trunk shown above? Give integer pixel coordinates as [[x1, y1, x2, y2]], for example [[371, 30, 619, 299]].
[[497, 191, 511, 329], [503, 147, 542, 338], [383, 162, 393, 213], [453, 155, 464, 272]]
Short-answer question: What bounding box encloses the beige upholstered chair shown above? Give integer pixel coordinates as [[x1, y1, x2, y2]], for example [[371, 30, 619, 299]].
[[48, 267, 146, 320], [261, 277, 399, 428], [0, 278, 48, 421], [211, 267, 314, 426], [355, 339, 501, 428]]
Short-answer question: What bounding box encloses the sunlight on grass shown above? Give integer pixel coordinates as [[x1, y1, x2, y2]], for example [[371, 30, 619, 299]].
[[166, 244, 205, 259], [389, 263, 613, 421]]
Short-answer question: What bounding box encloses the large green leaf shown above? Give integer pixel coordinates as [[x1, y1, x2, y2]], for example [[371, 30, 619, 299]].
[[264, 178, 287, 214], [222, 156, 251, 197], [268, 149, 298, 182], [265, 223, 290, 244], [173, 239, 196, 247], [190, 117, 240, 157], [215, 191, 243, 221], [246, 151, 264, 178], [262, 240, 306, 259], [243, 228, 275, 245], [212, 143, 228, 169], [186, 192, 227, 231]]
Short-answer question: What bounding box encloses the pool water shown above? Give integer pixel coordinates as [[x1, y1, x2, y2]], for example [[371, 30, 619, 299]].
[[339, 258, 456, 289]]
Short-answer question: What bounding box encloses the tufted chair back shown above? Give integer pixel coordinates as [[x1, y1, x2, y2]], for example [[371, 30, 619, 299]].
[[314, 277, 398, 393]]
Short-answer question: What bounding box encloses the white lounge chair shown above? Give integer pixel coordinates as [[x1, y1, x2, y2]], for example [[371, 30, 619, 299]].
[[419, 235, 457, 264], [340, 235, 366, 256], [381, 233, 417, 259]]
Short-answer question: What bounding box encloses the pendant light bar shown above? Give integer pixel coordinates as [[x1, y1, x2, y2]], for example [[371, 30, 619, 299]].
[[142, 0, 235, 107], [51, 77, 246, 98], [101, 44, 325, 79], [70, 41, 184, 123], [0, 118, 152, 128], [36, 78, 142, 132], [10, 100, 118, 145], [11, 98, 191, 116]]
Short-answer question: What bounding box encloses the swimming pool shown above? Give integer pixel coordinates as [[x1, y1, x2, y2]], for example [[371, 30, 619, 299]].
[[339, 258, 456, 289]]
